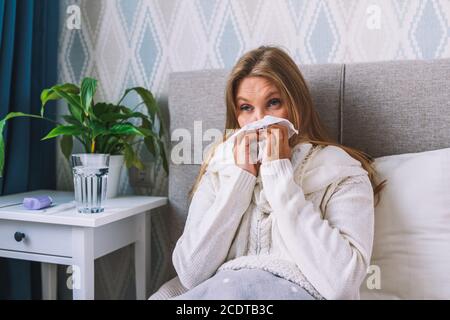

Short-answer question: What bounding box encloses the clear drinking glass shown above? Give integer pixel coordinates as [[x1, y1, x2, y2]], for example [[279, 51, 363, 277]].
[[71, 154, 110, 214]]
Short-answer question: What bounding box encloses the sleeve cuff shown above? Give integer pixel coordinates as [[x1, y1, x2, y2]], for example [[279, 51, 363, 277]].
[[260, 159, 294, 178], [228, 164, 257, 192], [260, 159, 307, 212]]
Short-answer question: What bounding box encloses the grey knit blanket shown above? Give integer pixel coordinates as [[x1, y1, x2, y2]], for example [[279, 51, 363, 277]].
[[171, 268, 317, 300]]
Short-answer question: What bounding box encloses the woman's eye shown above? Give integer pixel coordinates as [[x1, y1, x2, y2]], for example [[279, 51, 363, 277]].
[[240, 104, 253, 111], [268, 98, 281, 107]]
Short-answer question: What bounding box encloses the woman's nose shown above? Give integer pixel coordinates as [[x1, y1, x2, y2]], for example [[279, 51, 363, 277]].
[[254, 108, 266, 121]]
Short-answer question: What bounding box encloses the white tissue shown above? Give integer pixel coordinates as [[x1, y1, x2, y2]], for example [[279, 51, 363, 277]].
[[226, 116, 299, 162]]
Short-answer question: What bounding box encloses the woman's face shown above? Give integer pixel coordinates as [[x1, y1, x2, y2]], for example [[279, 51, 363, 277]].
[[235, 76, 289, 128]]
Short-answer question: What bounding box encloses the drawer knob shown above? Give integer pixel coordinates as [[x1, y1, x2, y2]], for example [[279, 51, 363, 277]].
[[14, 232, 26, 242]]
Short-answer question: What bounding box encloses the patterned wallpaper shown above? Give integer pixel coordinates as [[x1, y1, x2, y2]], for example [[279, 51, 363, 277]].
[[56, 0, 450, 299]]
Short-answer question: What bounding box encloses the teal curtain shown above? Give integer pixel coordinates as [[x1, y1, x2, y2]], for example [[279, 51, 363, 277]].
[[0, 0, 59, 299]]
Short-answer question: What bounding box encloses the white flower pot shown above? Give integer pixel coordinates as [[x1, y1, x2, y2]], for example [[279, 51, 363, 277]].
[[106, 155, 125, 199]]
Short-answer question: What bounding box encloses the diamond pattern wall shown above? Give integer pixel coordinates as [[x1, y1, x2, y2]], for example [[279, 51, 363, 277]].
[[56, 0, 450, 299]]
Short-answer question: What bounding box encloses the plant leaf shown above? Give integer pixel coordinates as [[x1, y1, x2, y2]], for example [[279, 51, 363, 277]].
[[42, 125, 85, 141], [62, 115, 81, 126], [101, 136, 121, 154], [144, 136, 156, 157], [117, 87, 166, 141], [134, 158, 145, 171], [2, 112, 43, 122], [90, 121, 107, 139], [123, 143, 145, 170], [80, 78, 98, 112], [123, 87, 160, 123], [107, 124, 145, 136], [152, 138, 168, 174], [60, 135, 73, 161], [137, 126, 159, 138], [40, 83, 80, 116], [141, 117, 168, 174], [0, 119, 6, 177], [99, 113, 128, 122], [0, 112, 45, 177], [93, 103, 114, 118], [100, 111, 148, 123], [123, 143, 134, 168], [53, 89, 81, 109], [52, 87, 84, 121], [158, 140, 169, 174], [68, 103, 83, 123]]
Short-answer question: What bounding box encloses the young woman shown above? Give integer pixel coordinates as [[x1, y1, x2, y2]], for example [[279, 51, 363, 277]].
[[151, 46, 385, 300]]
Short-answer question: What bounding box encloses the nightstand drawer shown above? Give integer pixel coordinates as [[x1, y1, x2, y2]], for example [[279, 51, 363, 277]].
[[0, 220, 72, 257]]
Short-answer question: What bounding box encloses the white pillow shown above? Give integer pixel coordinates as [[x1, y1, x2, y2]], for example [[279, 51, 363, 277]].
[[360, 147, 450, 299]]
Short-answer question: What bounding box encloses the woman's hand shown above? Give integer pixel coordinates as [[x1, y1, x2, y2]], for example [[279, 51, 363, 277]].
[[233, 129, 260, 176], [259, 124, 291, 163]]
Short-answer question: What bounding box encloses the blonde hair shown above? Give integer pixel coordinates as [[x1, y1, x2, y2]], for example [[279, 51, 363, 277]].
[[190, 46, 386, 205]]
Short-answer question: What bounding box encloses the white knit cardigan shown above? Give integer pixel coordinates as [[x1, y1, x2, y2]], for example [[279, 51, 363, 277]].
[[153, 142, 375, 300]]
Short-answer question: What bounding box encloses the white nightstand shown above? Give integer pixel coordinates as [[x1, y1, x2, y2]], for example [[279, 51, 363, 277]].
[[0, 190, 167, 300]]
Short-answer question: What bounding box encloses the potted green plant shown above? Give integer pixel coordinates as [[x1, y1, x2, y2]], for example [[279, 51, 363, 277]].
[[0, 77, 168, 198]]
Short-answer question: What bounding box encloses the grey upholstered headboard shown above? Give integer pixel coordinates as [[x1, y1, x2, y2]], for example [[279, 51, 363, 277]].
[[166, 58, 450, 243]]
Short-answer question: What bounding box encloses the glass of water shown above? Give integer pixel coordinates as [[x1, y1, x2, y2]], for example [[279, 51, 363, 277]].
[[71, 154, 110, 214]]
